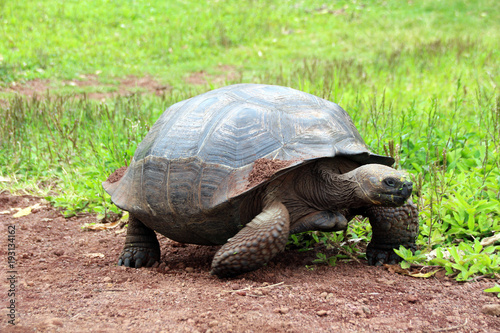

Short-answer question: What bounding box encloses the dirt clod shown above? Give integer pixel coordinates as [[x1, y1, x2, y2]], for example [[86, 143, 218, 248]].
[[482, 304, 500, 316], [236, 290, 247, 296], [208, 320, 219, 327], [105, 166, 128, 184], [42, 318, 63, 327], [406, 295, 419, 303], [316, 310, 328, 317], [274, 307, 290, 314], [246, 158, 295, 189]]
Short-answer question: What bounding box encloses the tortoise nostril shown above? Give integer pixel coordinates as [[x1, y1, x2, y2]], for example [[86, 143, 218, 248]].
[[401, 182, 413, 195]]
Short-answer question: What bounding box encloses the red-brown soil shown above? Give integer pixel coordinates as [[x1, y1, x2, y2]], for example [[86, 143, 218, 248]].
[[1, 191, 499, 332], [246, 159, 296, 189], [1, 66, 240, 102], [104, 166, 128, 184], [184, 65, 241, 86], [1, 75, 169, 100]]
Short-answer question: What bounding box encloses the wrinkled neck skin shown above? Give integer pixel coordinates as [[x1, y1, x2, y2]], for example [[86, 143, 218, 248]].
[[294, 164, 370, 210], [265, 159, 370, 223]]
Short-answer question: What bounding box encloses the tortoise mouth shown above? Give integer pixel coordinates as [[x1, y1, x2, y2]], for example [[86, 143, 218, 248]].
[[377, 193, 410, 206]]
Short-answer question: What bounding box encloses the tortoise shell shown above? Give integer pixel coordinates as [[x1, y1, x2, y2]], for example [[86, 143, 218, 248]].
[[103, 84, 393, 245]]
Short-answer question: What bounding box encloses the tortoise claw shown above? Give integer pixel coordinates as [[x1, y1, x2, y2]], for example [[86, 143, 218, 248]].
[[117, 246, 160, 268], [362, 201, 419, 266], [366, 243, 409, 266]]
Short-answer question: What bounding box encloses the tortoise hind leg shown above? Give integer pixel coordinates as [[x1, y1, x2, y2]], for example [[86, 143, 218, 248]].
[[362, 200, 419, 266], [118, 215, 160, 268], [210, 202, 290, 278]]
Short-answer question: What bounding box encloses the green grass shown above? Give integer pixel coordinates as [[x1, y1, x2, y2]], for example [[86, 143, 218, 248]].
[[0, 0, 499, 281]]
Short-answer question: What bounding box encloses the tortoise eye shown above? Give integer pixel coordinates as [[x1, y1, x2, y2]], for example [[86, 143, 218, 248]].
[[384, 178, 396, 187]]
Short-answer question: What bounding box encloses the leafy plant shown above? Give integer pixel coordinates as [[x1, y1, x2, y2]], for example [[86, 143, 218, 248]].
[[393, 246, 428, 270], [288, 229, 365, 267], [395, 242, 500, 282], [484, 284, 500, 298]]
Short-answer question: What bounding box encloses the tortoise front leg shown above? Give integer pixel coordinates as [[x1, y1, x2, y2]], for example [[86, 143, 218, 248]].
[[290, 210, 348, 234], [361, 200, 419, 266], [118, 215, 161, 268], [210, 202, 290, 278]]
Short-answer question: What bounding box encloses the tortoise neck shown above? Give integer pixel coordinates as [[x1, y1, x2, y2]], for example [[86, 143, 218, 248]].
[[293, 164, 367, 211]]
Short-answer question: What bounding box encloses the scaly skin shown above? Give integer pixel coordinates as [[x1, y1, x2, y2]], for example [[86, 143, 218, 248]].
[[210, 202, 290, 278], [362, 200, 419, 265], [290, 210, 348, 234]]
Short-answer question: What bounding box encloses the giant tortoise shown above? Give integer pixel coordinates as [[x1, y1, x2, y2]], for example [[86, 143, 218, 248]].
[[103, 84, 419, 278]]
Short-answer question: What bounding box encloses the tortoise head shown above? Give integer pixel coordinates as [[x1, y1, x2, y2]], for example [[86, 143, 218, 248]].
[[353, 164, 413, 207]]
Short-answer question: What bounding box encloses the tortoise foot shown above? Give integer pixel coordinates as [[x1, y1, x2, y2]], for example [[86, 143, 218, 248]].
[[118, 215, 161, 268], [366, 242, 416, 266], [118, 246, 160, 268]]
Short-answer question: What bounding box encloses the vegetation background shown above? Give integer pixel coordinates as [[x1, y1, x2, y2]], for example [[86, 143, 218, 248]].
[[0, 0, 499, 284]]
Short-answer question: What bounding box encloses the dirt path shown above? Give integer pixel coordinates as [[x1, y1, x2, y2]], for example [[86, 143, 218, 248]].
[[0, 66, 241, 101], [1, 192, 499, 332]]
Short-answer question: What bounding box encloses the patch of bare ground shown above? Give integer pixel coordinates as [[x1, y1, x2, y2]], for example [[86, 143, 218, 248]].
[[1, 191, 499, 332], [1, 75, 170, 100], [185, 65, 241, 85]]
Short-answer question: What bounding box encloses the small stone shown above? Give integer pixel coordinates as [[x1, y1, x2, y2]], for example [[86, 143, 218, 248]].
[[185, 267, 194, 273], [102, 277, 112, 283], [52, 318, 64, 326], [320, 292, 328, 298], [481, 304, 500, 316], [362, 306, 371, 315], [407, 295, 418, 304], [236, 290, 246, 296], [317, 310, 328, 317], [279, 307, 290, 314], [53, 249, 64, 256], [43, 318, 63, 327], [208, 320, 219, 327], [231, 284, 240, 290]]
